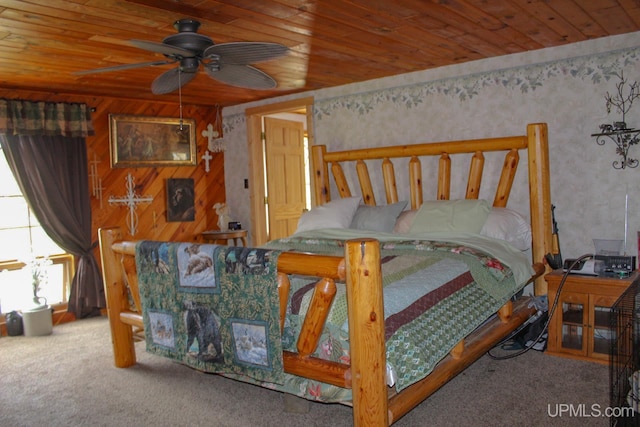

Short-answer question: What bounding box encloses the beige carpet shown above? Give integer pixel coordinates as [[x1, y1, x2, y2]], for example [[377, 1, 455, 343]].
[[0, 316, 612, 426]]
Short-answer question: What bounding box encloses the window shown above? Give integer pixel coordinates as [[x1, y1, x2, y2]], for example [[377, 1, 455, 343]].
[[0, 148, 72, 312]]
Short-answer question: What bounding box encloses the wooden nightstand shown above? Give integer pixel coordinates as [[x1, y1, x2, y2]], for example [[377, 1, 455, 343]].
[[200, 229, 248, 246], [545, 269, 639, 364]]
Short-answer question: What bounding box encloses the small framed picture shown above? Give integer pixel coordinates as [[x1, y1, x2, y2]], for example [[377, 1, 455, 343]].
[[167, 178, 195, 222]]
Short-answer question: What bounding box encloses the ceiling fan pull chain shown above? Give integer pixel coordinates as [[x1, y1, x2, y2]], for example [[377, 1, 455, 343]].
[[178, 67, 184, 130]]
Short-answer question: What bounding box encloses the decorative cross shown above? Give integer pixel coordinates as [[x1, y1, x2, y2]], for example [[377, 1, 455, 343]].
[[202, 122, 223, 152], [89, 152, 104, 208], [108, 173, 153, 236], [202, 150, 213, 173], [202, 123, 218, 146]]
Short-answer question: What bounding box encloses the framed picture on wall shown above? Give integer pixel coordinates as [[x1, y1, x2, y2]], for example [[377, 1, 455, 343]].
[[167, 178, 195, 222], [109, 114, 196, 168]]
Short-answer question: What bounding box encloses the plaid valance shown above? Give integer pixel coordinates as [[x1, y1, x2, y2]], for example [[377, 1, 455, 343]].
[[0, 99, 94, 138]]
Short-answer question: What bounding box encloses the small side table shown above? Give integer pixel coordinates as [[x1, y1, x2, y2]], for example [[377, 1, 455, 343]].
[[545, 269, 639, 364], [201, 229, 248, 247]]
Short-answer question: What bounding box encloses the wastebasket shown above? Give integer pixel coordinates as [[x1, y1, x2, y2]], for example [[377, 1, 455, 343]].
[[22, 305, 53, 336]]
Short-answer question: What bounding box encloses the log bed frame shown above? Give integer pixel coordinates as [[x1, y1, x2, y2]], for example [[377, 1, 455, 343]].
[[98, 123, 552, 426]]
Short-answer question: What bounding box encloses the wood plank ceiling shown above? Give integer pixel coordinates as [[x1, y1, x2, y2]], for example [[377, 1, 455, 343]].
[[0, 0, 639, 108]]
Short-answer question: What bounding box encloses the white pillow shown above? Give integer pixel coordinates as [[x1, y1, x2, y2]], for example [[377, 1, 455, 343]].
[[480, 207, 532, 251], [295, 197, 362, 233]]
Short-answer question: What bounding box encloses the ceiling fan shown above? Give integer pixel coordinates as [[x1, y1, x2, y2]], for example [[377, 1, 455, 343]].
[[75, 19, 289, 94]]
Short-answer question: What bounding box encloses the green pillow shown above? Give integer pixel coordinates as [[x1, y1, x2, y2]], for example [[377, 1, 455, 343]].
[[408, 199, 491, 234], [350, 201, 408, 232]]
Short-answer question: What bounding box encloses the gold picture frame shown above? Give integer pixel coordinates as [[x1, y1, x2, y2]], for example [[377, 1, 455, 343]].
[[109, 114, 196, 168]]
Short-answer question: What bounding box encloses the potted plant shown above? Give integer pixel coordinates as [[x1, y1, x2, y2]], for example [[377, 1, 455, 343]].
[[22, 256, 53, 336], [30, 256, 51, 307]]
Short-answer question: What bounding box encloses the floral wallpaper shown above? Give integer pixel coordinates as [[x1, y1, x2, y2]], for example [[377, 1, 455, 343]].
[[313, 48, 639, 119], [222, 32, 640, 265]]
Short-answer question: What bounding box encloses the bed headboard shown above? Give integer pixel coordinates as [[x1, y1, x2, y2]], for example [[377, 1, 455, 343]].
[[311, 123, 552, 295]]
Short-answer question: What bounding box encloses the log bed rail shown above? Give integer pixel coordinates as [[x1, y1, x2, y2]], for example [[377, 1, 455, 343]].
[[98, 123, 551, 426]]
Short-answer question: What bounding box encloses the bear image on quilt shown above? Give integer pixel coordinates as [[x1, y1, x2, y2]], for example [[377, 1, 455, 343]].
[[184, 300, 223, 363]]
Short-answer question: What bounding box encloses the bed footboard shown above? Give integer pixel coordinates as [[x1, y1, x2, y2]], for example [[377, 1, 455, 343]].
[[98, 227, 390, 426], [99, 227, 537, 426]]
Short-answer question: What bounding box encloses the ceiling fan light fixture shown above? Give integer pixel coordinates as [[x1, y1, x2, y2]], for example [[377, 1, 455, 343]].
[[180, 57, 200, 73]]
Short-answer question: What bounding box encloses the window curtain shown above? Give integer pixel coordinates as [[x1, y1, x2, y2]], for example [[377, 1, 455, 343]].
[[0, 99, 104, 318]]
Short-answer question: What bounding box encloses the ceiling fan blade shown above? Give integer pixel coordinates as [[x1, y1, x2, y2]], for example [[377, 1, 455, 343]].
[[73, 60, 174, 75], [203, 42, 288, 65], [130, 39, 197, 58], [151, 68, 197, 94], [205, 63, 277, 89]]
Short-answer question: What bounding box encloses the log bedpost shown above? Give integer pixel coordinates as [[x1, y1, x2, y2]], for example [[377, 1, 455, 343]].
[[527, 123, 552, 295], [98, 227, 137, 368], [345, 239, 388, 427]]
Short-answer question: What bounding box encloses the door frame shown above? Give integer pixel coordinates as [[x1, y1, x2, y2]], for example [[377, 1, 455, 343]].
[[245, 97, 315, 246]]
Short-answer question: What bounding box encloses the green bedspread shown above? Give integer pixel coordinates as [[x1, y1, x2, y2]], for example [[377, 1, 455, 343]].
[[135, 229, 533, 403], [219, 230, 532, 402]]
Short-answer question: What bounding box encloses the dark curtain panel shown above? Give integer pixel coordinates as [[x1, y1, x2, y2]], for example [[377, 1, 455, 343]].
[[0, 99, 102, 318], [1, 135, 104, 317]]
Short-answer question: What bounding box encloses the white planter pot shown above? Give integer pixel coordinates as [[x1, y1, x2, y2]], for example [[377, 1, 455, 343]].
[[22, 305, 53, 336]]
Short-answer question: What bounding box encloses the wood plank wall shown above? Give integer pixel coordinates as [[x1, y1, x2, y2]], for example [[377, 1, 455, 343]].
[[0, 89, 226, 265]]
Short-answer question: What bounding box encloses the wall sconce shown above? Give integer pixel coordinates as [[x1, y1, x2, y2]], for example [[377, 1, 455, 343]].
[[592, 72, 640, 169], [592, 125, 640, 169]]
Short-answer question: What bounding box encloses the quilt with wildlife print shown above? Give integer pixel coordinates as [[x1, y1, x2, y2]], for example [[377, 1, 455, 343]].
[[135, 241, 284, 384]]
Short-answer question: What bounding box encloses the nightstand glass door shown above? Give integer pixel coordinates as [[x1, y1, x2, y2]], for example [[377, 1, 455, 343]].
[[590, 295, 617, 360], [559, 294, 588, 354]]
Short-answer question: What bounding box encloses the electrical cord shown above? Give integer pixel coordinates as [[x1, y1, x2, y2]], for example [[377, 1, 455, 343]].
[[487, 254, 595, 360]]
